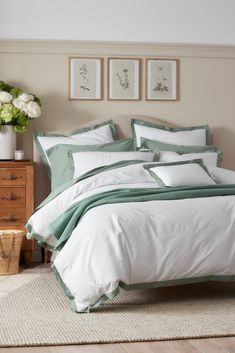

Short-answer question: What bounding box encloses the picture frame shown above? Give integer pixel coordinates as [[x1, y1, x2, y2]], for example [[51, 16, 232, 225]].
[[69, 57, 103, 100], [146, 59, 179, 101], [108, 58, 141, 100]]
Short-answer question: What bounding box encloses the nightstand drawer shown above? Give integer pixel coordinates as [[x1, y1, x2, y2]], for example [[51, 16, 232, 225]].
[[0, 169, 26, 186], [0, 187, 25, 207], [0, 208, 26, 226], [0, 161, 34, 267]]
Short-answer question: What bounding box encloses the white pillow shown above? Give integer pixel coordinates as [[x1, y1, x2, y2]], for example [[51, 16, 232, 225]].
[[160, 151, 219, 167], [208, 166, 235, 184], [71, 151, 156, 178], [34, 120, 116, 168], [132, 119, 210, 148], [71, 123, 114, 144], [144, 160, 216, 187]]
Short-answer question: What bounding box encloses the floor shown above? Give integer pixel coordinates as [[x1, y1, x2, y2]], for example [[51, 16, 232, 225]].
[[1, 337, 235, 353]]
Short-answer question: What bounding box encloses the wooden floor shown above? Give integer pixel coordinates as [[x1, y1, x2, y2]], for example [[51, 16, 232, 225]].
[[1, 337, 235, 353]]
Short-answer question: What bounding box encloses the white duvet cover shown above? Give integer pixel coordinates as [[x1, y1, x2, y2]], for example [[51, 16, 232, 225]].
[[27, 162, 235, 312]]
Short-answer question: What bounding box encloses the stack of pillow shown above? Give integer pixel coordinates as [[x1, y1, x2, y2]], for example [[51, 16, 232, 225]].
[[35, 120, 155, 190], [132, 118, 222, 188], [35, 118, 234, 191]]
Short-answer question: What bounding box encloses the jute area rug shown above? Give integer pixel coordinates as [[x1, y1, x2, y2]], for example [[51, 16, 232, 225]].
[[0, 265, 235, 347]]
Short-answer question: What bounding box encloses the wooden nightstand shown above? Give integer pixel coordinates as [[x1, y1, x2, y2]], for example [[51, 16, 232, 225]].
[[0, 160, 34, 267]]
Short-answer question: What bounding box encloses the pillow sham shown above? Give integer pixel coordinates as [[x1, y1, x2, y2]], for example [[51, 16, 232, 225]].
[[132, 118, 211, 148], [207, 166, 235, 184], [70, 120, 116, 142], [70, 151, 157, 178], [34, 120, 116, 170], [140, 137, 222, 167], [144, 159, 216, 187], [47, 138, 134, 190]]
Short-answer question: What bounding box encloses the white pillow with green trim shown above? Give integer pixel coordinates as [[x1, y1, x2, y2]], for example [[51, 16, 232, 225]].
[[71, 151, 157, 178], [132, 119, 211, 148], [70, 122, 115, 143], [159, 150, 220, 167], [34, 120, 116, 169], [144, 160, 216, 187], [47, 138, 134, 190], [140, 137, 222, 167]]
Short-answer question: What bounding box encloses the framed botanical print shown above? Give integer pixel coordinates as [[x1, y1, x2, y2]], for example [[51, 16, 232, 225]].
[[108, 58, 141, 100], [69, 57, 103, 100], [146, 59, 179, 101]]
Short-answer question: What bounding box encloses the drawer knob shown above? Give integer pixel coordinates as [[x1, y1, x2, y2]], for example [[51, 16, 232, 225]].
[[0, 213, 22, 222], [1, 192, 21, 201], [1, 172, 22, 181]]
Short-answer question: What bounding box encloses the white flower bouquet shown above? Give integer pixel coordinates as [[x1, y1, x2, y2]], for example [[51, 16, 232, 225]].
[[0, 81, 41, 132]]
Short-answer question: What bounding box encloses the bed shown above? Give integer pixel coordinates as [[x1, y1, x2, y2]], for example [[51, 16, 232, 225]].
[[28, 115, 235, 313]]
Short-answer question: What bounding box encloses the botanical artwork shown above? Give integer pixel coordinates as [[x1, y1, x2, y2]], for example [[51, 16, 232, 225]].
[[153, 64, 170, 94], [79, 63, 90, 93], [69, 58, 102, 100], [116, 68, 130, 90], [146, 59, 178, 100], [108, 59, 140, 100]]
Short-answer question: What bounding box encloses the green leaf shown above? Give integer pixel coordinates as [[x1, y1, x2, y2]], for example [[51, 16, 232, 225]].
[[10, 87, 23, 98], [0, 81, 13, 92]]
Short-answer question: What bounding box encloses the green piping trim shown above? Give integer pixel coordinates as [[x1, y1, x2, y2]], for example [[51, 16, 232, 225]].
[[147, 170, 166, 187], [52, 265, 74, 300], [152, 153, 159, 162], [25, 222, 32, 233], [131, 119, 212, 149], [140, 137, 222, 167], [52, 263, 235, 313], [144, 159, 214, 187], [25, 222, 56, 251], [68, 150, 75, 180]]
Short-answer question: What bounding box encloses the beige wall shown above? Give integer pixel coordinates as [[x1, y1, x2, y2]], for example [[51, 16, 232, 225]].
[[1, 40, 235, 172]]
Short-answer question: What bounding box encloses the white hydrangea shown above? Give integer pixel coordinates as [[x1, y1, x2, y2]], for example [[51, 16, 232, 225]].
[[26, 101, 41, 118], [0, 91, 13, 103], [18, 93, 34, 103], [12, 98, 28, 113]]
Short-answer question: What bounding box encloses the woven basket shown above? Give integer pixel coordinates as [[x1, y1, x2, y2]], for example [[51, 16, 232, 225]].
[[0, 230, 24, 275]]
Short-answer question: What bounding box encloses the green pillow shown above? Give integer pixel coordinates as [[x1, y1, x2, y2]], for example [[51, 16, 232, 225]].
[[47, 138, 134, 190], [140, 137, 222, 166]]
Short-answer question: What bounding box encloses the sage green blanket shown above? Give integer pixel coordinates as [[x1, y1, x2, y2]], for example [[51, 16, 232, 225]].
[[49, 184, 235, 251]]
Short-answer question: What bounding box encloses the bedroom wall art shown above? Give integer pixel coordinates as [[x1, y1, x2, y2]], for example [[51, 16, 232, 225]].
[[107, 58, 141, 100], [146, 59, 178, 101], [69, 57, 103, 100]]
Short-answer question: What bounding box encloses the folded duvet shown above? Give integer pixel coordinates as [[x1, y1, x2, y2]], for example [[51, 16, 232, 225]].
[[26, 161, 235, 312]]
